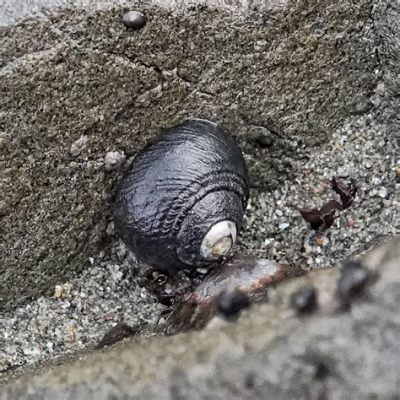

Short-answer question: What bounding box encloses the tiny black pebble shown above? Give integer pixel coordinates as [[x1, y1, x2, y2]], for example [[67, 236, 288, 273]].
[[337, 260, 369, 303], [217, 289, 250, 320], [290, 286, 317, 314], [122, 11, 147, 30]]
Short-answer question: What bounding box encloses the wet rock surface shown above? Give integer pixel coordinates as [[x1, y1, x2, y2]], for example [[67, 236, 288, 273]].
[[2, 238, 399, 399], [0, 0, 381, 312], [1, 0, 400, 394]]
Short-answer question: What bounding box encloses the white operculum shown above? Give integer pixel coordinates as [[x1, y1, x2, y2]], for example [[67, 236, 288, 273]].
[[200, 220, 237, 260]]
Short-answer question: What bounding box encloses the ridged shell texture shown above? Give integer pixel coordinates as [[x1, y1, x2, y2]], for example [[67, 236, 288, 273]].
[[113, 119, 249, 270]]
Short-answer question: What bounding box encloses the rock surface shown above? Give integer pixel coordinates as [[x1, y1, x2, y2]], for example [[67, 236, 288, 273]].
[[374, 1, 400, 136], [1, 0, 400, 395], [2, 237, 399, 399], [0, 0, 382, 312]]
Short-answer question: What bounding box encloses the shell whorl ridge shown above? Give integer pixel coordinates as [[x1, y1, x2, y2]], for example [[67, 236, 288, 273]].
[[113, 119, 249, 270]]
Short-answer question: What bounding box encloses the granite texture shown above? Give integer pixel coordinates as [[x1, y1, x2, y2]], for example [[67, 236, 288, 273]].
[[0, 0, 380, 312], [1, 0, 400, 396]]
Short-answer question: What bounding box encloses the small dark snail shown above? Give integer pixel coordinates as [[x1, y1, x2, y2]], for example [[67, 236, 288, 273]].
[[113, 119, 249, 271]]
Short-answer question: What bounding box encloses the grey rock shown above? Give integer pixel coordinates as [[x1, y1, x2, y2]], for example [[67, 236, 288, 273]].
[[0, 0, 383, 312], [2, 238, 400, 399], [247, 126, 275, 148], [373, 1, 400, 145], [0, 0, 399, 392]]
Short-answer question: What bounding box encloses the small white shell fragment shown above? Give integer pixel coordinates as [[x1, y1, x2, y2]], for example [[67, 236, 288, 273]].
[[54, 285, 64, 298], [264, 238, 274, 246], [378, 187, 388, 198], [104, 151, 126, 170]]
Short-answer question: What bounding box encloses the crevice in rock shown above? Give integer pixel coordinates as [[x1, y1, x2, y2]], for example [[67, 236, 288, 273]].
[[106, 51, 166, 81]]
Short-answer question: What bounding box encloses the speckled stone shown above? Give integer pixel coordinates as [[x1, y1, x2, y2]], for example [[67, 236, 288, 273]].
[[1, 0, 399, 383], [2, 239, 400, 399], [122, 11, 146, 30]]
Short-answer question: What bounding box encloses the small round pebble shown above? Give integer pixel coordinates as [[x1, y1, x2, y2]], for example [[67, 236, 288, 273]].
[[378, 187, 388, 199], [313, 234, 329, 247], [217, 289, 250, 320], [122, 11, 146, 30], [53, 285, 64, 299], [346, 216, 355, 227], [279, 222, 289, 230], [290, 286, 317, 314], [104, 151, 126, 170]]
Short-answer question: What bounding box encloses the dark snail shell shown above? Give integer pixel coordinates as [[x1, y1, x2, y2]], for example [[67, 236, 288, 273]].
[[113, 119, 249, 270]]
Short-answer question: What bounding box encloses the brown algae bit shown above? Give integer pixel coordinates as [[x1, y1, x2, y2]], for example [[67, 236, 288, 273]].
[[299, 176, 358, 231]]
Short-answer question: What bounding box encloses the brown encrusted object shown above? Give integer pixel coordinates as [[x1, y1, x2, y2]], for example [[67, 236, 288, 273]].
[[166, 257, 305, 334]]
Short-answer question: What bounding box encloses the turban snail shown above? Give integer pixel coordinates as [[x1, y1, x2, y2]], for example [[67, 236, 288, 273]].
[[113, 119, 249, 271]]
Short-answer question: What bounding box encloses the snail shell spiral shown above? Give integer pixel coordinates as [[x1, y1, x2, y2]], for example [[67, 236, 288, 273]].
[[113, 119, 249, 270]]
